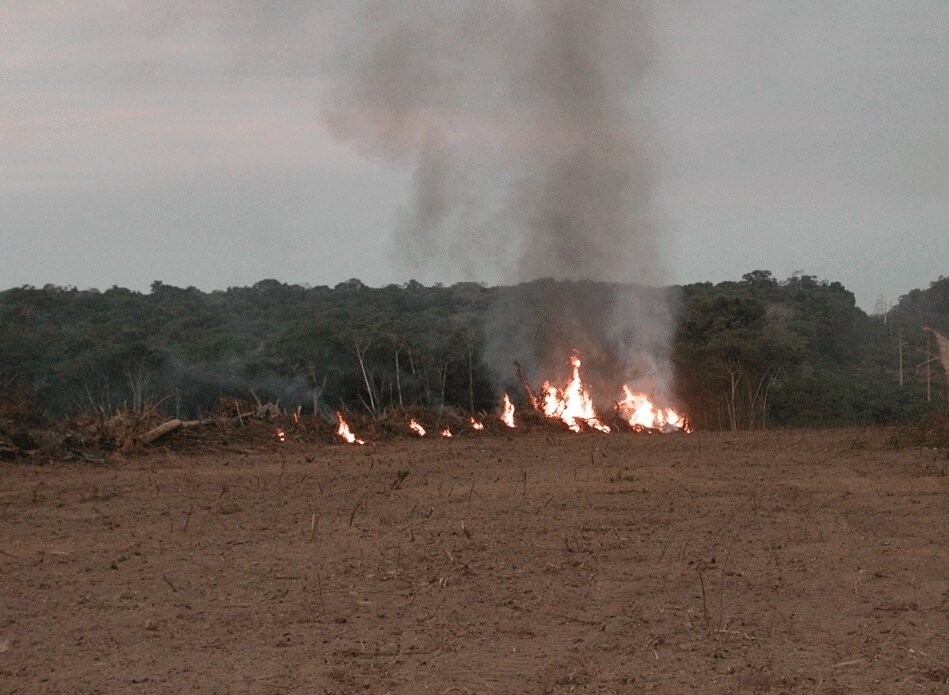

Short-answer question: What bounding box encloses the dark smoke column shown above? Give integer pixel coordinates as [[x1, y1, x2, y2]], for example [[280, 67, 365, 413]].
[[511, 2, 659, 286], [325, 1, 674, 392]]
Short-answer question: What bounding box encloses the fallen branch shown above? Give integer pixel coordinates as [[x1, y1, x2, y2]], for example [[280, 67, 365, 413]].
[[513, 360, 539, 408], [140, 419, 183, 445], [140, 418, 207, 446], [349, 493, 368, 526], [0, 436, 22, 459]]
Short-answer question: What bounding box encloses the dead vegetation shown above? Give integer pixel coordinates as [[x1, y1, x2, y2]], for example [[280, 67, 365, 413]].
[[1, 389, 709, 464], [891, 411, 949, 452]]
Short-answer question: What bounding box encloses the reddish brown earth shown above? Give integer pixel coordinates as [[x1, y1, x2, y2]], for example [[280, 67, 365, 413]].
[[1, 430, 947, 694]]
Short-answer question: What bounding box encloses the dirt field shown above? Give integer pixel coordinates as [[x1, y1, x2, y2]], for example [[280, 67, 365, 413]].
[[1, 430, 947, 694]]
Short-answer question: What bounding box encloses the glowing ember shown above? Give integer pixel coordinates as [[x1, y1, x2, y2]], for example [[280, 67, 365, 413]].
[[540, 356, 610, 433], [408, 419, 426, 436], [500, 393, 516, 428], [470, 417, 485, 431], [275, 428, 286, 443], [335, 412, 365, 445], [440, 428, 453, 438], [620, 386, 690, 432]]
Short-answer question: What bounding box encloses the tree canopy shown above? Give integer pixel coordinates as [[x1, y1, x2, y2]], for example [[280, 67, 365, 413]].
[[0, 273, 944, 428]]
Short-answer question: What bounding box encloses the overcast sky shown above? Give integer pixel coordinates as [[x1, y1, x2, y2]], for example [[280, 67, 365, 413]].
[[1, 1, 946, 310]]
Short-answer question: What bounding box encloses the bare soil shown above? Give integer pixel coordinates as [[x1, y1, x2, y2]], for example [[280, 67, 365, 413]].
[[1, 430, 947, 694]]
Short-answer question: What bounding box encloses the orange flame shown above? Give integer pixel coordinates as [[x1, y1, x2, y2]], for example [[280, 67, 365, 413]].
[[540, 356, 610, 433], [275, 428, 286, 443], [440, 427, 453, 438], [620, 386, 690, 432], [408, 419, 426, 437], [335, 412, 365, 445], [470, 417, 485, 431], [500, 393, 516, 428]]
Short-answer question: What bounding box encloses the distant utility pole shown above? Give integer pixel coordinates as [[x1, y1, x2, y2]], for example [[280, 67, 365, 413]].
[[884, 299, 896, 336], [873, 295, 888, 321], [897, 328, 907, 387]]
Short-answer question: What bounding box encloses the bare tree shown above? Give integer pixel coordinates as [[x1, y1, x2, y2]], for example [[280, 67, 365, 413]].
[[124, 359, 150, 414], [346, 333, 378, 416]]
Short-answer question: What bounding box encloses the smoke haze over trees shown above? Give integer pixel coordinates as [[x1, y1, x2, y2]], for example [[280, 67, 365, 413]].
[[324, 1, 674, 399], [0, 274, 944, 429]]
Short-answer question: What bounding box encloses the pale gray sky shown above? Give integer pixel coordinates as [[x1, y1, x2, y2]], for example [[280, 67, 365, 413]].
[[1, 1, 946, 309]]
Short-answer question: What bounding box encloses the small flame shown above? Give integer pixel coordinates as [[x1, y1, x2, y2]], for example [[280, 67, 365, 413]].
[[292, 406, 301, 424], [335, 412, 365, 445], [275, 428, 286, 443], [470, 417, 485, 431], [620, 386, 690, 432], [408, 419, 426, 437], [540, 356, 610, 433], [440, 427, 453, 438], [500, 393, 516, 428]]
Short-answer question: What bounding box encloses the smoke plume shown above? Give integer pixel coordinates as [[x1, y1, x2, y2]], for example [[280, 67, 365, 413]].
[[324, 1, 675, 396]]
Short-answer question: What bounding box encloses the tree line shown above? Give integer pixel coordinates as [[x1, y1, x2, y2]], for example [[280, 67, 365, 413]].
[[0, 273, 944, 428]]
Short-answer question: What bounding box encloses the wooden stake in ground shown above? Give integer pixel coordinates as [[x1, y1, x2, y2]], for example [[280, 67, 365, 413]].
[[698, 570, 710, 629]]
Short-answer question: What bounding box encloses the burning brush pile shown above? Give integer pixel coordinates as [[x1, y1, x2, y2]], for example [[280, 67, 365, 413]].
[[328, 353, 688, 446], [0, 354, 687, 461], [500, 354, 688, 435]]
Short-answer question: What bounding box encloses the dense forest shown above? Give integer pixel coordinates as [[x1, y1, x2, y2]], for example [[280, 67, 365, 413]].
[[0, 273, 945, 430], [674, 273, 946, 429]]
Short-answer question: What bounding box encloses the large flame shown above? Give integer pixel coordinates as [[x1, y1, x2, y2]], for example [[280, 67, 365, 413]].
[[620, 386, 690, 432], [525, 353, 688, 434], [335, 412, 365, 445], [540, 356, 610, 433], [500, 393, 516, 428], [408, 419, 426, 437]]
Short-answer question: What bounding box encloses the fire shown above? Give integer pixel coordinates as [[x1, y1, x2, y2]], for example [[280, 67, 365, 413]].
[[275, 428, 285, 443], [620, 386, 690, 432], [470, 417, 485, 431], [335, 412, 365, 445], [520, 353, 688, 434], [500, 393, 516, 428], [440, 428, 453, 438], [408, 419, 426, 436], [540, 355, 610, 433]]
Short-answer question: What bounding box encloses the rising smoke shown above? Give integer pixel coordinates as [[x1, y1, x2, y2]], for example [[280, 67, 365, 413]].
[[325, 0, 675, 397]]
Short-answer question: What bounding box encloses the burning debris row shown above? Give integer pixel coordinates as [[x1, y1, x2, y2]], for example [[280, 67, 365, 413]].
[[0, 399, 510, 460], [176, 355, 690, 447], [0, 355, 692, 461], [1, 398, 683, 462]]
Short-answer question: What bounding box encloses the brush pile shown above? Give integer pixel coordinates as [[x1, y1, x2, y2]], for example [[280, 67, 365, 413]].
[[2, 379, 692, 463], [891, 410, 949, 451]]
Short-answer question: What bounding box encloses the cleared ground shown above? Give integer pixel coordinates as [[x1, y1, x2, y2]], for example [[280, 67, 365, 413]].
[[1, 430, 947, 693]]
